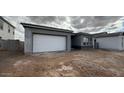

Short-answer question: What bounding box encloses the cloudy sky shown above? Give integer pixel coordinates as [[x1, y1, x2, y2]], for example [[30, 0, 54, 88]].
[[3, 16, 124, 41]]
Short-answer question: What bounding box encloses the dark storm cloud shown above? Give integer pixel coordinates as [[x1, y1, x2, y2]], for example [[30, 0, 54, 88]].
[[29, 16, 67, 24], [54, 16, 67, 24], [28, 16, 122, 30], [3, 16, 123, 40], [29, 16, 57, 24], [70, 16, 86, 29], [70, 16, 98, 29], [93, 16, 121, 26], [70, 16, 121, 29]]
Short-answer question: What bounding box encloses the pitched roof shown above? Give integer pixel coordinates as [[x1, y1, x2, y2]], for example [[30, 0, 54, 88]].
[[73, 31, 124, 38], [93, 32, 124, 38], [92, 32, 108, 37], [0, 16, 15, 28], [21, 23, 73, 33], [74, 32, 92, 36]]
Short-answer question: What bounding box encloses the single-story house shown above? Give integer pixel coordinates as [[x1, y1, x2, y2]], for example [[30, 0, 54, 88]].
[[71, 32, 93, 48], [71, 32, 124, 51], [22, 23, 124, 54], [93, 32, 124, 51], [21, 23, 73, 54]]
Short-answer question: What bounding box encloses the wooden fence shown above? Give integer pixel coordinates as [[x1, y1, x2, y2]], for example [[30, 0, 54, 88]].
[[0, 39, 24, 52]]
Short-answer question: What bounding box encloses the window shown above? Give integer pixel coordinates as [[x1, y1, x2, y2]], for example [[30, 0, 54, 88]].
[[0, 19, 3, 30], [13, 31, 14, 35], [89, 38, 92, 42], [83, 37, 88, 42], [83, 42, 86, 45], [8, 25, 10, 33]]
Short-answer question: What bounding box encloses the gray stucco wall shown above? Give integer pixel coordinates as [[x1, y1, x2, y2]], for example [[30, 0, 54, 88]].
[[24, 27, 72, 54]]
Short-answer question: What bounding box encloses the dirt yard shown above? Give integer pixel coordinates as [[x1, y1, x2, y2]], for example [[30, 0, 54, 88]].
[[0, 49, 124, 77]]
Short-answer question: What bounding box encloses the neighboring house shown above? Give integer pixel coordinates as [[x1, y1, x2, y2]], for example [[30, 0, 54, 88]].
[[21, 23, 73, 54], [71, 32, 93, 48], [0, 16, 15, 40], [93, 32, 124, 51]]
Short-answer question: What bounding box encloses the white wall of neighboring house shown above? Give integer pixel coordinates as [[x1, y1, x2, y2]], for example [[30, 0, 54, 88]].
[[95, 36, 123, 50], [0, 19, 15, 40]]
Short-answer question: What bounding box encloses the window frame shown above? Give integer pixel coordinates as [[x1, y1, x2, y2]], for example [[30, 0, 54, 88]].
[[13, 31, 14, 35], [0, 19, 3, 30], [8, 25, 11, 33]]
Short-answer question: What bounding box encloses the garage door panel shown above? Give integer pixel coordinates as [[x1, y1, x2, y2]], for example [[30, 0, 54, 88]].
[[33, 34, 66, 52]]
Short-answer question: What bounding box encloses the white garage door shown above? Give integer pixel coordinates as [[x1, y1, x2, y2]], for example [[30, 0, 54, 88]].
[[33, 34, 66, 53]]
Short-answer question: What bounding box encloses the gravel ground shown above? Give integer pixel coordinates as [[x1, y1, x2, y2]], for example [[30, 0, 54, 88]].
[[0, 49, 124, 77]]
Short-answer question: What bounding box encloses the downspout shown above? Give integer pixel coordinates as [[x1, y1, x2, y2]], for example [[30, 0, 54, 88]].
[[92, 38, 95, 48], [122, 36, 123, 50], [92, 38, 94, 48]]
